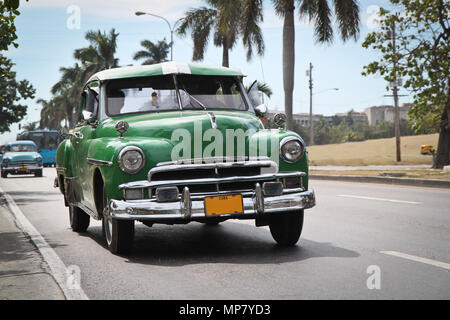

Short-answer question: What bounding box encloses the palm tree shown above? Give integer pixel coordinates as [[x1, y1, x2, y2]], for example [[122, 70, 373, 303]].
[[48, 29, 120, 128], [38, 98, 66, 130], [51, 64, 83, 128], [22, 121, 40, 131], [133, 39, 170, 65], [74, 28, 120, 81], [177, 0, 264, 67], [272, 0, 360, 130]]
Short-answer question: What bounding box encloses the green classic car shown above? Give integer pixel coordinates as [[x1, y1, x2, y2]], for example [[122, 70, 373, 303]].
[[55, 62, 315, 254]]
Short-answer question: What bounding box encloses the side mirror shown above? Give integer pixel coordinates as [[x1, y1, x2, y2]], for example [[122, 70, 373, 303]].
[[60, 127, 69, 139], [254, 104, 267, 118], [247, 80, 262, 108]]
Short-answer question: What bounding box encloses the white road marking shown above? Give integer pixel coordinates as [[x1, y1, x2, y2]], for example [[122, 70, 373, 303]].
[[381, 251, 450, 271], [338, 194, 422, 205], [0, 186, 89, 300]]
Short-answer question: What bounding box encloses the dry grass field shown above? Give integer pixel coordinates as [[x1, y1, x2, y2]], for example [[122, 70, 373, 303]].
[[308, 133, 439, 166]]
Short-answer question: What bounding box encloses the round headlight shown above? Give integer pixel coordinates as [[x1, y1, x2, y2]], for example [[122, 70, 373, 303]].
[[280, 137, 304, 163], [118, 146, 145, 174]]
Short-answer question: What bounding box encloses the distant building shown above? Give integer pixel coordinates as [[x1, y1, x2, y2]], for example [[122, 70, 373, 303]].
[[266, 103, 411, 127], [333, 112, 368, 123], [364, 103, 411, 125]]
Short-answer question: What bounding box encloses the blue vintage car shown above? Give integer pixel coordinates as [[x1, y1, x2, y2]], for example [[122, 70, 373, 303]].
[[1, 141, 43, 178]]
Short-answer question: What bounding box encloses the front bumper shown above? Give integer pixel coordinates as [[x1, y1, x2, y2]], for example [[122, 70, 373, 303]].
[[108, 187, 316, 223], [1, 165, 42, 174]]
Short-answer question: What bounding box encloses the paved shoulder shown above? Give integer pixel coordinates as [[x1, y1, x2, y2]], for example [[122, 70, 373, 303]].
[[0, 194, 65, 300]]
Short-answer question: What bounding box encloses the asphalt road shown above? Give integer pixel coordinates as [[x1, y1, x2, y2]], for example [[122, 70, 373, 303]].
[[1, 168, 449, 300]]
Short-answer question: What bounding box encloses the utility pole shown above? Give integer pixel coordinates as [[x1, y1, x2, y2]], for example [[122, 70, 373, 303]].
[[308, 62, 313, 146], [391, 20, 401, 162]]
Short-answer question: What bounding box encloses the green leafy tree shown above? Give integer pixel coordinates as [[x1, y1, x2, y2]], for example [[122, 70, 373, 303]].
[[0, 0, 29, 50], [0, 54, 35, 133], [362, 0, 449, 168], [133, 39, 170, 65], [272, 0, 360, 130], [177, 0, 265, 67]]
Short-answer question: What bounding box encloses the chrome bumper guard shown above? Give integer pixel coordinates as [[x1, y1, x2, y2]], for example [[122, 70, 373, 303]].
[[2, 165, 42, 172], [108, 187, 316, 222]]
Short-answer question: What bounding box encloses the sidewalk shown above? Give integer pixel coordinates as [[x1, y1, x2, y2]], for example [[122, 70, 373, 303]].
[[310, 165, 432, 171], [310, 165, 450, 188], [0, 195, 65, 300]]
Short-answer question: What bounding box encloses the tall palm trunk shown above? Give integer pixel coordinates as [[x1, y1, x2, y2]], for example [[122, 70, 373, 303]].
[[282, 1, 295, 130], [222, 40, 230, 67]]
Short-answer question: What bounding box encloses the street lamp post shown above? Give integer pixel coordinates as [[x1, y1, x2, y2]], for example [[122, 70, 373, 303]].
[[135, 11, 183, 61]]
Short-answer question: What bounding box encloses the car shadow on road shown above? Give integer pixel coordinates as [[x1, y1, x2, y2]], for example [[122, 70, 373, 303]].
[[83, 221, 359, 267], [0, 190, 61, 205]]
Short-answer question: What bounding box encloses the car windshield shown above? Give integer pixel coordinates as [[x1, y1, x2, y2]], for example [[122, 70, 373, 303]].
[[8, 144, 36, 152], [106, 75, 249, 116], [177, 75, 248, 111], [106, 75, 179, 116]]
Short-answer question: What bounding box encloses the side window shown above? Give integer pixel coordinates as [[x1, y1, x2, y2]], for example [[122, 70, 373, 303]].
[[80, 85, 99, 123]]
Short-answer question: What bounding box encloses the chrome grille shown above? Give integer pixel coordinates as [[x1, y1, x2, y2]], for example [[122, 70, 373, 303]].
[[148, 158, 278, 195], [5, 161, 37, 167]]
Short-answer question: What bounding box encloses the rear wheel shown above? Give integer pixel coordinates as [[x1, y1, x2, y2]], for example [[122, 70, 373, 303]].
[[1, 171, 7, 178], [269, 210, 304, 247], [69, 205, 90, 232], [101, 186, 134, 254]]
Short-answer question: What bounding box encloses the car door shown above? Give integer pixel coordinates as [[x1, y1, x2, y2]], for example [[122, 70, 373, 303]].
[[71, 82, 99, 212]]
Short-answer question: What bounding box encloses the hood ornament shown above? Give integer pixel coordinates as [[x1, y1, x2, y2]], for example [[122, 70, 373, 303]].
[[115, 121, 129, 138], [273, 113, 287, 130], [207, 112, 217, 129]]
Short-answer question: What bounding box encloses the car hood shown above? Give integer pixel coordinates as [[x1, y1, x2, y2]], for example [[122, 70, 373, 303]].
[[3, 152, 41, 162], [98, 110, 264, 141]]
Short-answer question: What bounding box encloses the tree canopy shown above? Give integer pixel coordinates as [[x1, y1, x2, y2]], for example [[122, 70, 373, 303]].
[[362, 0, 449, 167], [0, 54, 35, 133]]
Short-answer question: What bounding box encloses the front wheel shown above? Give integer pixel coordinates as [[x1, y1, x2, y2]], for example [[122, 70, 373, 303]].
[[269, 210, 304, 247], [101, 186, 134, 254], [69, 205, 90, 232], [1, 171, 7, 178], [34, 169, 43, 177]]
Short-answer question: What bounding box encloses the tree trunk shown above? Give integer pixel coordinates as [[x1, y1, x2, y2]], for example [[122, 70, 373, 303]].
[[222, 44, 229, 68], [282, 2, 295, 130], [433, 104, 450, 169]]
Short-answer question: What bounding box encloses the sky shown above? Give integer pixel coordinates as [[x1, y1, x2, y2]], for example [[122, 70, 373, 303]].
[[1, 0, 410, 144]]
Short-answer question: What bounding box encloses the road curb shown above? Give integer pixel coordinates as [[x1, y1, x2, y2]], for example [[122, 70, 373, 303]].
[[310, 174, 450, 189]]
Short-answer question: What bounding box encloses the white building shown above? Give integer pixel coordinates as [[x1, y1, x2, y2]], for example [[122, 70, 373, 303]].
[[364, 103, 411, 125]]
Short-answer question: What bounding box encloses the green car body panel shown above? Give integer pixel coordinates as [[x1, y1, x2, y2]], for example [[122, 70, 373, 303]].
[[56, 62, 311, 221]]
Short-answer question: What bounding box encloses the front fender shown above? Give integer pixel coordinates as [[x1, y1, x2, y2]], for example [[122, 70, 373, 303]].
[[87, 137, 174, 200], [56, 139, 74, 177], [248, 129, 309, 190]]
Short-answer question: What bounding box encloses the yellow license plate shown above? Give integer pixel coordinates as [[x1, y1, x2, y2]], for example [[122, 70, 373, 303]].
[[204, 194, 244, 216], [19, 167, 27, 172]]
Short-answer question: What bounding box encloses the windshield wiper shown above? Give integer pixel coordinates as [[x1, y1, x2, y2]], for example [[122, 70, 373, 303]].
[[180, 86, 207, 110]]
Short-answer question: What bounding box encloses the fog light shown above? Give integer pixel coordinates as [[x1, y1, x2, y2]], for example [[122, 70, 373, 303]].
[[155, 186, 179, 202], [284, 177, 302, 189], [124, 188, 143, 200], [262, 181, 283, 196]]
